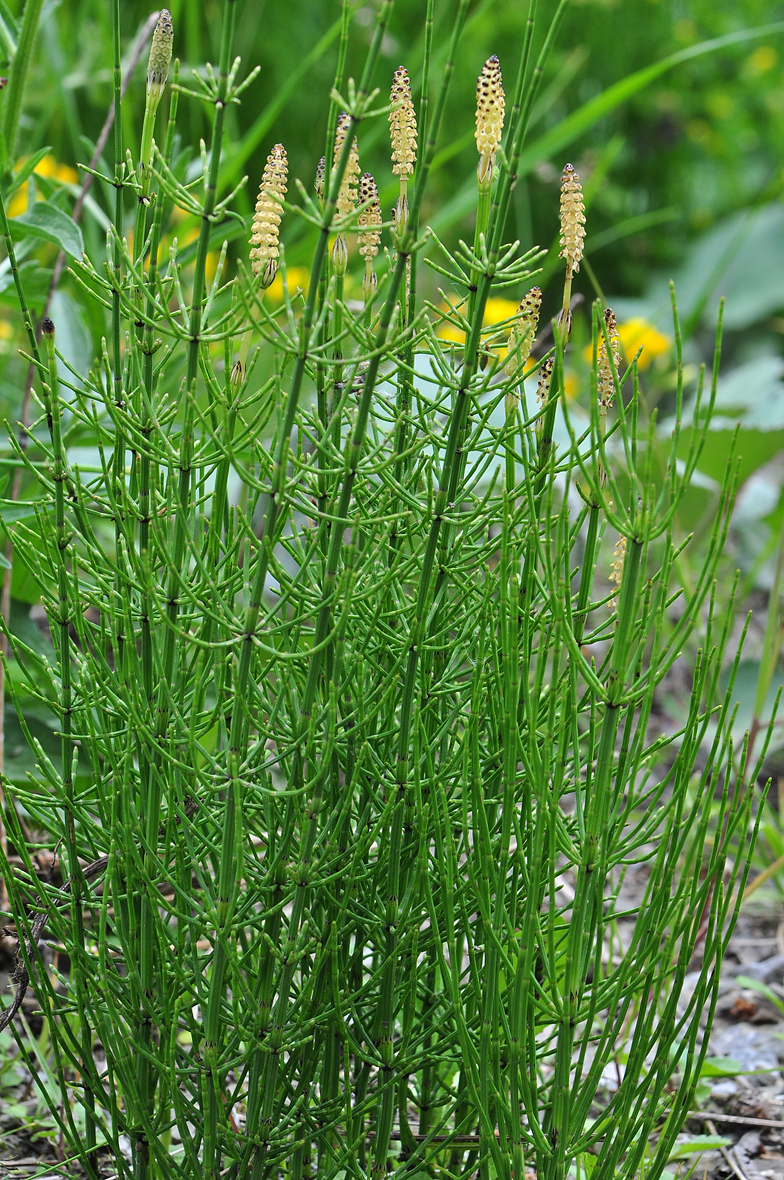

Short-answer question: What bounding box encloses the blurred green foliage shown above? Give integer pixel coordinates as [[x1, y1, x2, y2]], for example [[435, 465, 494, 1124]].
[[9, 0, 784, 295]]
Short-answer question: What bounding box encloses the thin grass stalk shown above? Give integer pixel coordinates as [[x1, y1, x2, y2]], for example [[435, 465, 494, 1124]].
[[1, 0, 44, 177]]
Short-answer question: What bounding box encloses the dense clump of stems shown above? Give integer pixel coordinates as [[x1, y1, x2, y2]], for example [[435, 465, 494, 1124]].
[[0, 3, 762, 1180]]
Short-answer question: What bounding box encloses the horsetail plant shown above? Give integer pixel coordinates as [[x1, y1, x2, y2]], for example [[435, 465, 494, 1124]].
[[0, 5, 765, 1180]]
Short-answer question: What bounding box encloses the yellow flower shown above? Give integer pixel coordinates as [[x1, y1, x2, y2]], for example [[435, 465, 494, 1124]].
[[483, 297, 519, 327], [582, 317, 669, 372], [34, 156, 78, 185], [616, 318, 669, 370], [264, 266, 310, 304], [747, 46, 778, 75], [7, 155, 78, 216], [436, 295, 520, 346], [564, 369, 578, 399]]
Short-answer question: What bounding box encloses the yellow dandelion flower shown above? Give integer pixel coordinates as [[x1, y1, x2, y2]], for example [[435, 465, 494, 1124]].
[[265, 266, 310, 305], [7, 155, 79, 216], [435, 295, 521, 346], [617, 318, 670, 370], [483, 297, 518, 327], [582, 317, 670, 373]]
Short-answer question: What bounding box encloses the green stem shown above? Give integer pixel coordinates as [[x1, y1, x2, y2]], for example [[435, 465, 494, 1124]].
[[110, 0, 127, 677], [574, 503, 600, 645], [132, 66, 179, 1180]]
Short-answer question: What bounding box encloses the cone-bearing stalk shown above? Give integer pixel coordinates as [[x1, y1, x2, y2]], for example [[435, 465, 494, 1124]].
[[250, 143, 288, 289], [358, 172, 381, 305], [598, 306, 622, 411], [597, 306, 622, 487], [0, 7, 757, 1178], [504, 286, 541, 496], [469, 55, 504, 306], [332, 112, 359, 276], [557, 162, 585, 340], [390, 66, 417, 240], [139, 8, 173, 195], [609, 533, 627, 611], [535, 356, 554, 440], [475, 55, 504, 191], [505, 286, 541, 385]]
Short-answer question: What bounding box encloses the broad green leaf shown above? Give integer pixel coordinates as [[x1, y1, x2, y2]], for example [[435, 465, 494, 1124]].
[[701, 206, 784, 331], [668, 1137, 732, 1160], [613, 206, 784, 337], [699, 1056, 744, 1077], [2, 1102, 31, 1119], [9, 200, 83, 258], [677, 423, 784, 490], [0, 258, 50, 309], [9, 598, 54, 659], [3, 706, 61, 784], [712, 355, 784, 422], [49, 289, 91, 389], [11, 549, 42, 604]]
